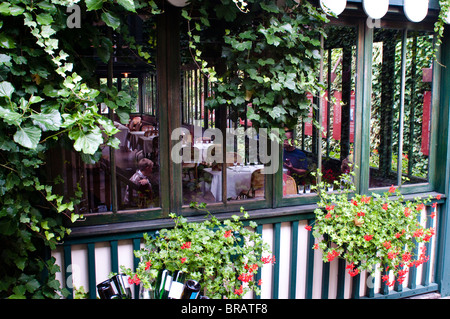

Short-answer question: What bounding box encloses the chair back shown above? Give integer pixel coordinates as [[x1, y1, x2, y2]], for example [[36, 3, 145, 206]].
[[284, 174, 297, 195], [128, 117, 142, 131]]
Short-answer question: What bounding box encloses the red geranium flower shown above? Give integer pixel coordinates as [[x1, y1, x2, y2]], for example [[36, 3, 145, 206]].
[[181, 241, 191, 249]]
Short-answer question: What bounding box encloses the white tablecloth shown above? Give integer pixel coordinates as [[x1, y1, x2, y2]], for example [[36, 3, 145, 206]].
[[138, 135, 158, 155], [203, 165, 264, 201], [114, 122, 129, 149], [129, 131, 146, 150]]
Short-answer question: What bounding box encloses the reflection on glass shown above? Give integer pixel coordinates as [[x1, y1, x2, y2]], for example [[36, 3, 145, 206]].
[[116, 111, 160, 210], [180, 27, 265, 205], [283, 25, 357, 197], [369, 29, 432, 188], [121, 77, 139, 113]]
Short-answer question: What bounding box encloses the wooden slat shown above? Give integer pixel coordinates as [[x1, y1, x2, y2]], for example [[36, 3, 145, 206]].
[[87, 243, 96, 299], [305, 219, 315, 299], [63, 244, 73, 299], [289, 221, 299, 299], [272, 222, 281, 299]]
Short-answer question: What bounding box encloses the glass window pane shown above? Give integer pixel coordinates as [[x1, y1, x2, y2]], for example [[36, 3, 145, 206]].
[[283, 24, 357, 197], [401, 31, 433, 185], [121, 77, 140, 113], [115, 111, 160, 210], [369, 29, 402, 188], [369, 29, 433, 188]]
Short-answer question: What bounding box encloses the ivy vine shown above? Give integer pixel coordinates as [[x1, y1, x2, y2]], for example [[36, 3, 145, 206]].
[[0, 0, 155, 299], [182, 0, 328, 133], [0, 0, 449, 300]]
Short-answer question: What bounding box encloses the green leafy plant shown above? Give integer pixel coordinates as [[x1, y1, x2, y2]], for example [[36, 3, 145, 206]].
[[0, 0, 151, 298], [310, 172, 437, 286], [121, 204, 272, 299], [182, 0, 328, 131]]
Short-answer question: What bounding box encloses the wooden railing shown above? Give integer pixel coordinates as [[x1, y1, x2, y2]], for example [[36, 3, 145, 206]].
[[53, 205, 440, 299]]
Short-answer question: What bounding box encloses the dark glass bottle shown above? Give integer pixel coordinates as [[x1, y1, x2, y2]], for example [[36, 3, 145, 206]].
[[181, 279, 201, 299], [112, 274, 132, 299], [155, 270, 173, 299], [97, 278, 121, 299]]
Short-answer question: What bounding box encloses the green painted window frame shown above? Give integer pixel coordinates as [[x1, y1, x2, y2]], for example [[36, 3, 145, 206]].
[[71, 7, 446, 231], [278, 17, 442, 209]]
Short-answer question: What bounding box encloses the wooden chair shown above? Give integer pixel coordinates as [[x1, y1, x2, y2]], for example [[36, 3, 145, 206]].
[[128, 117, 142, 131], [181, 146, 199, 180], [249, 169, 265, 198], [141, 125, 154, 134], [284, 174, 297, 195]]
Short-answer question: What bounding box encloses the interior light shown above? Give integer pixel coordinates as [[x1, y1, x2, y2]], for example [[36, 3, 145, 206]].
[[320, 0, 347, 16], [404, 0, 429, 23], [363, 0, 389, 20]]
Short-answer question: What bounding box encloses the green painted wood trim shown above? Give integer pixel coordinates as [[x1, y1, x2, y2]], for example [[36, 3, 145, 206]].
[[87, 243, 96, 299], [110, 240, 119, 274], [272, 222, 281, 299], [434, 28, 450, 298], [366, 272, 375, 298], [255, 224, 263, 300], [336, 258, 347, 299], [63, 244, 73, 299], [274, 143, 284, 208], [289, 220, 299, 299], [396, 29, 408, 187], [305, 219, 315, 299], [133, 238, 141, 298], [156, 7, 174, 217], [321, 258, 330, 299], [353, 19, 373, 195], [351, 271, 361, 299], [365, 283, 439, 299]]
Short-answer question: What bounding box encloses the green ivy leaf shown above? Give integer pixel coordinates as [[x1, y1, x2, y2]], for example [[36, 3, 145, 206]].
[[85, 0, 105, 11], [36, 13, 54, 25], [101, 12, 121, 30], [25, 279, 40, 293], [117, 0, 136, 12], [0, 106, 22, 126], [70, 127, 103, 155], [13, 125, 42, 149], [30, 109, 62, 131], [0, 80, 14, 98]]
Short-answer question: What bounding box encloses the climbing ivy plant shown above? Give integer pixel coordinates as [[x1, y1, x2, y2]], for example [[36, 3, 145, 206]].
[[1, 0, 449, 300], [0, 0, 158, 299], [183, 0, 328, 132]]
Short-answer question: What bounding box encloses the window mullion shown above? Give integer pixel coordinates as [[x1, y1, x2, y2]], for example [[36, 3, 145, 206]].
[[354, 20, 373, 195], [397, 29, 408, 186]]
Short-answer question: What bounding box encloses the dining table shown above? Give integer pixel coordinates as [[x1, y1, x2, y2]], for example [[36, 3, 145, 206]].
[[137, 134, 159, 156], [203, 164, 264, 201], [128, 131, 146, 150], [114, 122, 130, 150]]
